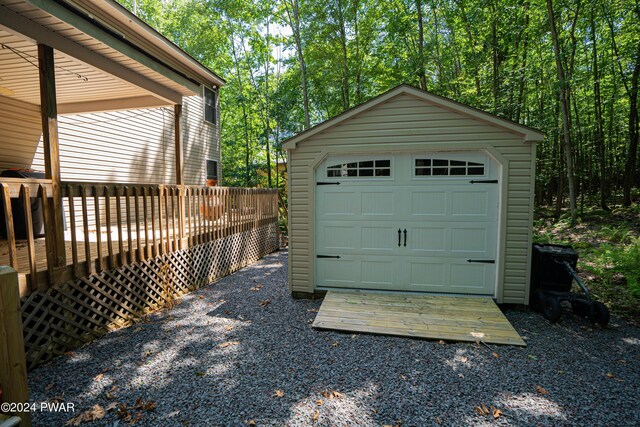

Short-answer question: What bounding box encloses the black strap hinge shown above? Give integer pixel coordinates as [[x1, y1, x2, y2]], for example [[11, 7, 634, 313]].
[[317, 182, 341, 186], [467, 259, 495, 264], [317, 255, 341, 259]]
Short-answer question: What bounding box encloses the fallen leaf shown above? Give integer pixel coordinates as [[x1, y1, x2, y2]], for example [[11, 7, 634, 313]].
[[196, 371, 206, 377], [45, 383, 54, 391], [166, 410, 180, 418], [274, 389, 285, 398], [460, 356, 468, 363], [65, 351, 76, 358], [247, 420, 256, 426], [492, 406, 503, 419], [106, 386, 117, 400], [436, 416, 442, 425], [474, 403, 490, 416], [143, 350, 153, 358], [316, 399, 323, 406], [94, 373, 104, 381], [106, 402, 119, 412], [225, 325, 234, 331], [224, 310, 233, 315], [438, 340, 446, 345], [492, 352, 500, 359], [218, 341, 240, 348], [259, 299, 271, 307], [313, 410, 319, 421], [142, 401, 156, 411], [332, 341, 340, 347], [527, 354, 538, 360], [198, 295, 205, 299], [400, 374, 407, 380], [321, 390, 343, 399], [133, 398, 156, 411], [351, 334, 358, 339], [535, 385, 550, 395], [606, 373, 624, 381], [65, 404, 105, 425], [307, 308, 319, 313], [250, 285, 263, 291]]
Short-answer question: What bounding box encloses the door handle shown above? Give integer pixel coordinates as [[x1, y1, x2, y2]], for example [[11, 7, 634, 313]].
[[403, 229, 407, 247], [397, 229, 401, 247]]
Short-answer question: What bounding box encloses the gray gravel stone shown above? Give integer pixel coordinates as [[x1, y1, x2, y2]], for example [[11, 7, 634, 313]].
[[28, 250, 640, 426]]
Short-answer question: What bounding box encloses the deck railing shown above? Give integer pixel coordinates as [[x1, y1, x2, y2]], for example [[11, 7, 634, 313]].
[[0, 179, 278, 296]]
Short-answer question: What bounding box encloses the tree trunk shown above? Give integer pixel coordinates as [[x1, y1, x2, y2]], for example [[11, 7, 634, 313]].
[[590, 6, 608, 210], [353, 0, 363, 104], [623, 44, 640, 206], [457, 0, 481, 98], [284, 0, 311, 129], [491, 1, 499, 113], [265, 18, 272, 188], [337, 0, 350, 109], [416, 0, 427, 90], [231, 35, 252, 186], [547, 0, 577, 222], [515, 2, 529, 123]]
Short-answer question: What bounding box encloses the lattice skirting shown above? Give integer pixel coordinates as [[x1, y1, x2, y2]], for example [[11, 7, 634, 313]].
[[20, 222, 279, 370]]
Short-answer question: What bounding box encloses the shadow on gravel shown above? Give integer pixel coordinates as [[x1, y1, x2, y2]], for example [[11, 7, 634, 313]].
[[28, 250, 640, 426]]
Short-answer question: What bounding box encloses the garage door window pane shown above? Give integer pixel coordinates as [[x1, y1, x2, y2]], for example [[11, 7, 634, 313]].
[[326, 159, 391, 177], [415, 158, 485, 177]]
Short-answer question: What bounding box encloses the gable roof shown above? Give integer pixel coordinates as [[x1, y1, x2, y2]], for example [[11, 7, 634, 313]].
[[283, 84, 544, 150], [67, 0, 225, 88]]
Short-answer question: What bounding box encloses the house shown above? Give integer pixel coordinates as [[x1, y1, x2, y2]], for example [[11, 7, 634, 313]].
[[284, 84, 544, 305], [0, 0, 280, 370], [0, 0, 224, 185]]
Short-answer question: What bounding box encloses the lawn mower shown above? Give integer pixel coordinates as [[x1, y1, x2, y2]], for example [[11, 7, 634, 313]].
[[530, 244, 609, 326]]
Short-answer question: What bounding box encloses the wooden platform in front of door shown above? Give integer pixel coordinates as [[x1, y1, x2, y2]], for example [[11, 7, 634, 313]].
[[313, 291, 526, 346]]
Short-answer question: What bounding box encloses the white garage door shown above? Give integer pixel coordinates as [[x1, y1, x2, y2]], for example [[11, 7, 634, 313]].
[[315, 152, 500, 295]]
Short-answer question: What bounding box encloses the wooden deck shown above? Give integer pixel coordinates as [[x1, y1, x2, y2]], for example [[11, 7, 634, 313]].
[[313, 291, 526, 346]]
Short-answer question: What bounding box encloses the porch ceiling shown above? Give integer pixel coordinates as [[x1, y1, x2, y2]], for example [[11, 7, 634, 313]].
[[0, 28, 171, 113]]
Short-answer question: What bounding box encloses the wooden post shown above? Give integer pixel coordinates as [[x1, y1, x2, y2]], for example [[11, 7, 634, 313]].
[[38, 44, 66, 282], [174, 104, 186, 249], [0, 267, 32, 427]]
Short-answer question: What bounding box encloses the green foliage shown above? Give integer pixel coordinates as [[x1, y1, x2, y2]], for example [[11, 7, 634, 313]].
[[534, 208, 640, 322], [585, 238, 640, 298], [115, 0, 638, 205]]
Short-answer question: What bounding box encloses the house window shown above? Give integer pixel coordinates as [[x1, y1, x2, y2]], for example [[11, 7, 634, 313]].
[[415, 158, 485, 177], [326, 159, 391, 178], [206, 159, 218, 185], [204, 87, 216, 125]]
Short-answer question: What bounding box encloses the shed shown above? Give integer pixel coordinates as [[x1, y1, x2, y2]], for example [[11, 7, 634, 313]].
[[284, 84, 544, 305]]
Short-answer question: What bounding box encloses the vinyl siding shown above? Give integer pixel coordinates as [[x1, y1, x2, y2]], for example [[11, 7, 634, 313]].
[[20, 90, 219, 229], [287, 93, 536, 304], [29, 92, 220, 185], [0, 96, 41, 170]]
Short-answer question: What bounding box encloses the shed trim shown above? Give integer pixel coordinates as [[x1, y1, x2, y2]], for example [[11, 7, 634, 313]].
[[283, 85, 544, 150]]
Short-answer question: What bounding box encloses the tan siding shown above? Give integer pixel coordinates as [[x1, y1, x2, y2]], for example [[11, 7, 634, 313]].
[[182, 93, 220, 185], [287, 93, 536, 303], [26, 91, 219, 229], [0, 96, 41, 170], [32, 106, 176, 183]]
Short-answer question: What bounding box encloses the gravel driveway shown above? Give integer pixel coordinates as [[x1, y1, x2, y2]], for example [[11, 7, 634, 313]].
[[28, 250, 640, 426]]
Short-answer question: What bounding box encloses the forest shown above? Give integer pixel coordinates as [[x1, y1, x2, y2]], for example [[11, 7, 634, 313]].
[[117, 0, 639, 217], [116, 0, 639, 319]]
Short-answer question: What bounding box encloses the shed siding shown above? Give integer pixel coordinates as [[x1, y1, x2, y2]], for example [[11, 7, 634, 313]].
[[0, 96, 41, 170], [288, 93, 535, 304]]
